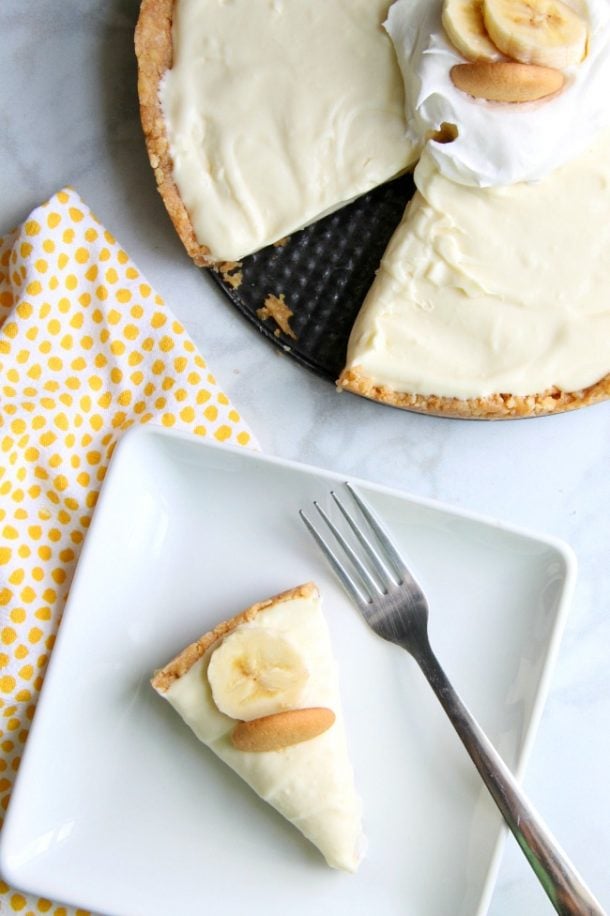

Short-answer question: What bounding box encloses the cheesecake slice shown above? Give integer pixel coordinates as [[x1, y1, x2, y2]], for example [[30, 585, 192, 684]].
[[339, 128, 610, 419], [135, 0, 417, 265], [151, 583, 365, 871]]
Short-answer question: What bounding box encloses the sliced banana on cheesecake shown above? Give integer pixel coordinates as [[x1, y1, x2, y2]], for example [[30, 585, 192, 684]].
[[442, 0, 589, 102], [442, 0, 506, 62], [207, 626, 310, 721], [483, 0, 588, 68], [443, 0, 588, 67], [151, 583, 365, 872]]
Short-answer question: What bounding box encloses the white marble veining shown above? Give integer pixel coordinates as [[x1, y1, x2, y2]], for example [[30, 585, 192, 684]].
[[0, 2, 608, 913]]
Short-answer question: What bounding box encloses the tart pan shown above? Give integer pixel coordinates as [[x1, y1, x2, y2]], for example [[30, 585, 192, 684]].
[[208, 174, 415, 382]]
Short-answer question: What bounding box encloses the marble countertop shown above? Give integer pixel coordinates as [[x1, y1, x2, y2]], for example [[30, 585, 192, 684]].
[[1, 2, 608, 913]]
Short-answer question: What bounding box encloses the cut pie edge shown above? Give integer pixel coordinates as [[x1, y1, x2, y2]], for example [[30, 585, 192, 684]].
[[135, 0, 215, 267], [151, 581, 319, 693], [338, 366, 610, 420]]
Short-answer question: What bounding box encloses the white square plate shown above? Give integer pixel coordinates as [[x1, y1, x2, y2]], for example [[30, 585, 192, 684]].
[[0, 426, 575, 916]]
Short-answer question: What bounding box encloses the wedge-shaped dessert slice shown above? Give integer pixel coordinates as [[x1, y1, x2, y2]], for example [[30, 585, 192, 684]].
[[135, 0, 417, 264], [151, 583, 364, 871], [339, 128, 610, 419]]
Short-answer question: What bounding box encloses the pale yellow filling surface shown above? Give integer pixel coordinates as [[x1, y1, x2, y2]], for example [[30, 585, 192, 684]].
[[161, 0, 416, 261], [344, 128, 610, 399]]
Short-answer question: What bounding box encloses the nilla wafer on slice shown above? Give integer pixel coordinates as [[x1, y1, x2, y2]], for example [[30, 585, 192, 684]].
[[450, 61, 565, 102], [231, 707, 336, 753]]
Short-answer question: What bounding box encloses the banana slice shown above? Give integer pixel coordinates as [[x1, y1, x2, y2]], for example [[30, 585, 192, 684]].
[[442, 0, 505, 62], [207, 627, 309, 720], [483, 0, 588, 69]]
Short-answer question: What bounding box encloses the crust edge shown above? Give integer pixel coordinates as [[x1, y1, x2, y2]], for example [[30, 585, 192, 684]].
[[134, 0, 217, 267], [151, 582, 319, 694], [337, 366, 610, 420]]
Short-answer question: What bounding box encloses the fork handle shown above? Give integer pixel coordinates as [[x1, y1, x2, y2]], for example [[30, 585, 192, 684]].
[[413, 643, 606, 916]]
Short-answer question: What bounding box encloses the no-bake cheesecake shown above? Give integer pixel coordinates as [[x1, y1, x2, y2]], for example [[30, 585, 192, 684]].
[[151, 583, 365, 872], [135, 0, 610, 418]]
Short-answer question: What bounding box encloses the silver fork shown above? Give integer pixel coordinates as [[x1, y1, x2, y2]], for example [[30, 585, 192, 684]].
[[300, 482, 605, 916]]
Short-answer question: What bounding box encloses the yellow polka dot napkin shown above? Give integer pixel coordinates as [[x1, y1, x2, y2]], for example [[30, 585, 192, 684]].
[[0, 188, 255, 915]]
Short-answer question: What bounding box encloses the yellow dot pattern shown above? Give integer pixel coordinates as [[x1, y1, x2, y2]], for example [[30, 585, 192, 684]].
[[0, 188, 255, 915]]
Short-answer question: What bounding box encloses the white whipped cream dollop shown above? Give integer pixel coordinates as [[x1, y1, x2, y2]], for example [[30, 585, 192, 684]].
[[385, 0, 610, 187]]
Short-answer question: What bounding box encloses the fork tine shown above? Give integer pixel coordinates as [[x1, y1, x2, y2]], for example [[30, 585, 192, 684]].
[[331, 489, 399, 588], [312, 501, 385, 598], [299, 509, 369, 607], [345, 482, 408, 581]]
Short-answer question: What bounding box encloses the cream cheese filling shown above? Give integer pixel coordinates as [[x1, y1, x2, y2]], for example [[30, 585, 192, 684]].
[[160, 0, 417, 262], [164, 592, 364, 872], [344, 127, 610, 400]]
